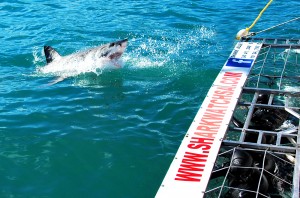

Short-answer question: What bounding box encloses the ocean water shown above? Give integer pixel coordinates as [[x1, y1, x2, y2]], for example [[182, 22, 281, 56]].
[[1, 0, 300, 197]]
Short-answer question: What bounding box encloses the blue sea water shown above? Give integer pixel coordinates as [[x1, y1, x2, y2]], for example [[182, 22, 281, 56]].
[[0, 0, 300, 197]]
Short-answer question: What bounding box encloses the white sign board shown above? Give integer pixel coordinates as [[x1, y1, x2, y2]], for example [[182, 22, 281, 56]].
[[156, 42, 262, 198]]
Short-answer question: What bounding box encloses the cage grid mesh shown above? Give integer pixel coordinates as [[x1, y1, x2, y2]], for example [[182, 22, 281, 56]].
[[204, 38, 300, 198]]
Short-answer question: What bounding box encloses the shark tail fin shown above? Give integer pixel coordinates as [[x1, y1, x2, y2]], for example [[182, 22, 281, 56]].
[[44, 46, 62, 64]]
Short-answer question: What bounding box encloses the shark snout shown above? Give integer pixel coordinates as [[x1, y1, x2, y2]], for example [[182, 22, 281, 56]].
[[106, 39, 128, 60], [116, 39, 128, 48]]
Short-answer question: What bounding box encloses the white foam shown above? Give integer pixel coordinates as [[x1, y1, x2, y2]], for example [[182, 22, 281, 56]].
[[124, 25, 217, 69], [35, 51, 122, 78]]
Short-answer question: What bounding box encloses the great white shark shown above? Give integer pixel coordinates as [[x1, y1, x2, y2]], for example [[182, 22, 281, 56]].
[[40, 39, 128, 85]]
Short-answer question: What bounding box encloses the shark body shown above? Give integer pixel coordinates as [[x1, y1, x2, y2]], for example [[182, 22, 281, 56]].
[[40, 39, 128, 85]]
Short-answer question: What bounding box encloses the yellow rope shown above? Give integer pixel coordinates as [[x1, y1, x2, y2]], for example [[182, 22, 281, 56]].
[[246, 0, 273, 32]]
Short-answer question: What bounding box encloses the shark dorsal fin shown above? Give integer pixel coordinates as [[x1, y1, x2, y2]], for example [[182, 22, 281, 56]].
[[44, 46, 62, 64]]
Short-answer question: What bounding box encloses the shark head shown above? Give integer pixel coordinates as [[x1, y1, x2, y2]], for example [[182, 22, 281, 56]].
[[97, 39, 128, 60]]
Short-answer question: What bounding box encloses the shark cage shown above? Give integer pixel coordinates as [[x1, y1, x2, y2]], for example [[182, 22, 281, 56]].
[[205, 38, 300, 198]]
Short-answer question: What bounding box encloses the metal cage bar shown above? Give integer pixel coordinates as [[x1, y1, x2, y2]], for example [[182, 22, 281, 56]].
[[205, 38, 300, 198]]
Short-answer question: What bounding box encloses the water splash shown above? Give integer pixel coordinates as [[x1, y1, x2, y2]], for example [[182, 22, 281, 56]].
[[32, 46, 44, 67], [32, 25, 217, 79], [124, 25, 217, 69]]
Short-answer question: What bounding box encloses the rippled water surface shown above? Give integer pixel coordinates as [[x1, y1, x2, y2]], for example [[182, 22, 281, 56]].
[[1, 0, 300, 197]]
